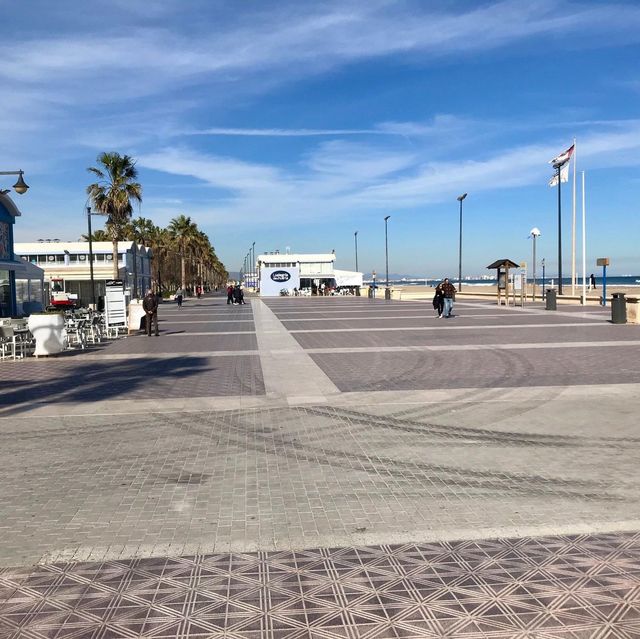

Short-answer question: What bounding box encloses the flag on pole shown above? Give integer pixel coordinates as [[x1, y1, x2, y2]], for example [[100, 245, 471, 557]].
[[549, 161, 570, 186], [548, 143, 575, 187], [549, 144, 575, 167]]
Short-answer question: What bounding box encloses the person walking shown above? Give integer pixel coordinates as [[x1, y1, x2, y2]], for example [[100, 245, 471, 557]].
[[589, 273, 596, 290], [142, 289, 160, 336], [233, 284, 242, 305], [227, 284, 234, 305], [432, 284, 445, 318], [175, 287, 184, 308], [440, 277, 456, 318]]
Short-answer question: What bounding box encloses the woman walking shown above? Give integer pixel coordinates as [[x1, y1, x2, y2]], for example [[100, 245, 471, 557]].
[[432, 284, 445, 318]]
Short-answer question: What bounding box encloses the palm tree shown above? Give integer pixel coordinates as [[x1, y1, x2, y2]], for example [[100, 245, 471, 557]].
[[81, 229, 110, 241], [168, 214, 198, 291], [86, 152, 142, 279]]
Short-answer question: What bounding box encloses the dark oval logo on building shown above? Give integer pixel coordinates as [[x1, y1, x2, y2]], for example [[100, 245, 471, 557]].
[[270, 270, 291, 282]]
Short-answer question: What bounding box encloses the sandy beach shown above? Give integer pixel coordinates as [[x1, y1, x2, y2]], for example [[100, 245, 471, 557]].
[[391, 284, 640, 303]]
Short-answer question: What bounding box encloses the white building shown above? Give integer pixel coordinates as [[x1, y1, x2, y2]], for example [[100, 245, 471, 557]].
[[14, 241, 152, 307], [256, 252, 362, 296]]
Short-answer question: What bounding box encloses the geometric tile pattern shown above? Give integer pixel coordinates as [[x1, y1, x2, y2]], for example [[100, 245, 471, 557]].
[[0, 354, 265, 407], [2, 532, 640, 638]]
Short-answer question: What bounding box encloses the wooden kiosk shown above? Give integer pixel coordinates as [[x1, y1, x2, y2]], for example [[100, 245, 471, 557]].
[[487, 259, 519, 306]]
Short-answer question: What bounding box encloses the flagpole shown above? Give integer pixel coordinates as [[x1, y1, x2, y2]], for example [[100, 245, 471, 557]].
[[581, 171, 587, 304], [557, 163, 563, 295], [571, 137, 576, 296]]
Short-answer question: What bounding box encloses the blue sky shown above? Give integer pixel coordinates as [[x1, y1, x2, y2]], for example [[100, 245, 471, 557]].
[[4, 0, 640, 276]]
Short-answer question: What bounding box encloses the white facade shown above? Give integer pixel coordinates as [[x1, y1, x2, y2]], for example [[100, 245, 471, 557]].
[[14, 241, 152, 307], [256, 252, 362, 296]]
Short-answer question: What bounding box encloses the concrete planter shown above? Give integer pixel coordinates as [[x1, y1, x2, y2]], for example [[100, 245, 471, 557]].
[[28, 313, 65, 356]]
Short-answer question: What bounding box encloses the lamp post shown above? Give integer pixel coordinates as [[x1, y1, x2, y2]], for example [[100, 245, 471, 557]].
[[85, 206, 99, 308], [542, 258, 546, 300], [529, 227, 541, 301], [251, 241, 256, 288], [552, 161, 563, 295], [0, 170, 29, 195], [354, 231, 358, 272], [384, 216, 391, 299], [457, 193, 467, 291]]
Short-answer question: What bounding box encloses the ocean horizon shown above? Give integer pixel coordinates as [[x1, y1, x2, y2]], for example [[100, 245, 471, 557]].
[[366, 276, 640, 287]]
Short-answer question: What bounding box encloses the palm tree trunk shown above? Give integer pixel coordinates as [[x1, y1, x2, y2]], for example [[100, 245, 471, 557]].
[[112, 241, 119, 279], [181, 255, 186, 291]]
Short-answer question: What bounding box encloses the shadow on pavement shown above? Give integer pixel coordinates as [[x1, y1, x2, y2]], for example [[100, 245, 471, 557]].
[[0, 356, 211, 416]]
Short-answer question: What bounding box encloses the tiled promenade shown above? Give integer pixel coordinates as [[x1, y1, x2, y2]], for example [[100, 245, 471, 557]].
[[2, 294, 640, 638]]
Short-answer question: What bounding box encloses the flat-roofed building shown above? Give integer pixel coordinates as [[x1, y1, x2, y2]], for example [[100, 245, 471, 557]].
[[14, 241, 152, 307], [256, 252, 361, 296]]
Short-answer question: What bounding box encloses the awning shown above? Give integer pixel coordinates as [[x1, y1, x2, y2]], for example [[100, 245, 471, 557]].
[[334, 269, 363, 287]]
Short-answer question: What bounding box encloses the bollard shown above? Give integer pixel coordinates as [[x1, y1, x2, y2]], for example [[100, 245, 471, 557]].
[[545, 289, 557, 311], [611, 293, 627, 324], [385, 288, 391, 300]]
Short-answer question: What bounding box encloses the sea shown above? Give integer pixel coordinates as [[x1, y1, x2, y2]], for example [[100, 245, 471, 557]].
[[377, 276, 640, 288]]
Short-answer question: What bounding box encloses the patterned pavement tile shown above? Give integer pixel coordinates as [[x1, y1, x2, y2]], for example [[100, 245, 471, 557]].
[[0, 355, 264, 407], [308, 345, 640, 391], [1, 532, 639, 638]]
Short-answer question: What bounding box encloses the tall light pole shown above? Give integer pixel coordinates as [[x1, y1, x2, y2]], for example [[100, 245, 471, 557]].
[[529, 227, 541, 301], [251, 241, 256, 288], [354, 231, 358, 272], [384, 216, 390, 299], [457, 193, 467, 291], [542, 258, 546, 300]]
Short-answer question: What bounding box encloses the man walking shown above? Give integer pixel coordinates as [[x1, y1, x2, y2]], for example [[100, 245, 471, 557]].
[[441, 277, 456, 318], [143, 289, 160, 336]]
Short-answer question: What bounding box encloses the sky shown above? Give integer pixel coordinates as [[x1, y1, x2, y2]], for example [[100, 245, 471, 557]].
[[3, 0, 640, 277]]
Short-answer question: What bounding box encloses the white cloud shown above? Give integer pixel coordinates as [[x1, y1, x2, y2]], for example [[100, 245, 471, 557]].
[[135, 119, 640, 227]]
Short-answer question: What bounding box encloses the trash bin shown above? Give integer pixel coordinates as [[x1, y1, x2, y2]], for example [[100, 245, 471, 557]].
[[385, 288, 391, 300], [545, 289, 557, 310], [626, 297, 639, 324], [611, 293, 627, 324]]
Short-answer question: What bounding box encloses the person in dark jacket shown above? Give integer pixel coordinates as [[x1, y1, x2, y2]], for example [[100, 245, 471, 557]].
[[432, 284, 445, 318], [142, 289, 159, 336], [440, 278, 456, 318], [227, 284, 234, 304]]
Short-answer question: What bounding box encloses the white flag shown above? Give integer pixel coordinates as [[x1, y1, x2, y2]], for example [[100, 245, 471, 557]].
[[549, 161, 570, 187]]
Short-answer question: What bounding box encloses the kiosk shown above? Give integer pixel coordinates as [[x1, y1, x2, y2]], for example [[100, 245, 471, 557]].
[[487, 259, 519, 306]]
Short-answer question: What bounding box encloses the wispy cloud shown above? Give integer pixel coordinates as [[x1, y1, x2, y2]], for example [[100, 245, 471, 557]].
[[188, 127, 385, 137], [137, 118, 640, 227]]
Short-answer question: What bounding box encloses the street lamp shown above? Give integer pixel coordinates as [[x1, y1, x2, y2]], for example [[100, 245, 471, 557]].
[[541, 258, 546, 300], [529, 227, 541, 301], [384, 216, 391, 299], [457, 193, 467, 291], [354, 231, 358, 272], [0, 170, 29, 195]]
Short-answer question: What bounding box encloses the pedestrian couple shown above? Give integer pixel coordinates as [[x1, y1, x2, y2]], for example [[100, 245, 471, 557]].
[[227, 284, 245, 305], [432, 278, 456, 318]]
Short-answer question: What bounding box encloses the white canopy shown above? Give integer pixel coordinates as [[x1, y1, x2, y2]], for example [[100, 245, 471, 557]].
[[334, 269, 363, 287]]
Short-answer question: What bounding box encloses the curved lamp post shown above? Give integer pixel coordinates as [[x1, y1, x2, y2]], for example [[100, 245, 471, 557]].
[[0, 170, 29, 195]]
